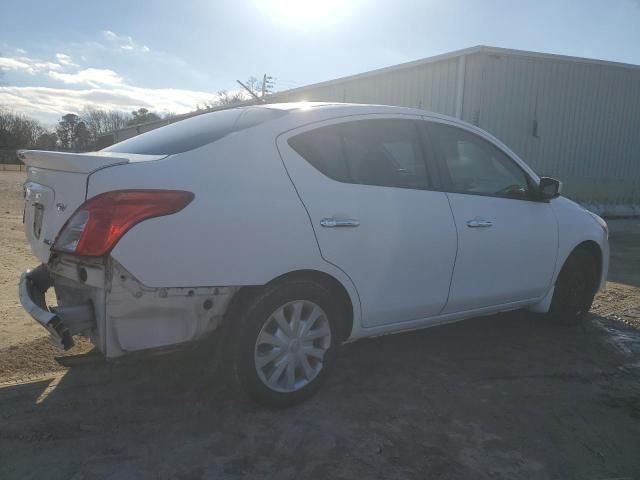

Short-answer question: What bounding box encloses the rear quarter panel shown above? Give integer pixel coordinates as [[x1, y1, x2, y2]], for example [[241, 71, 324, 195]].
[[86, 126, 336, 288]]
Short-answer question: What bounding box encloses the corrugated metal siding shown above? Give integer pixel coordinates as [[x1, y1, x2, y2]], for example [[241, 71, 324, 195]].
[[278, 58, 460, 117], [102, 47, 640, 207], [277, 50, 640, 183], [463, 52, 640, 181], [275, 49, 640, 205]]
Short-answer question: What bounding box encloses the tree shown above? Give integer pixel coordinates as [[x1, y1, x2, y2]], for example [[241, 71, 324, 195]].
[[74, 121, 91, 151], [83, 107, 131, 135], [127, 108, 161, 126], [216, 90, 245, 105], [82, 107, 109, 142], [55, 113, 94, 151], [81, 107, 132, 147], [107, 110, 131, 130], [245, 76, 260, 95], [0, 110, 46, 149], [0, 109, 55, 162], [239, 75, 276, 99], [34, 132, 58, 150], [56, 113, 80, 150]]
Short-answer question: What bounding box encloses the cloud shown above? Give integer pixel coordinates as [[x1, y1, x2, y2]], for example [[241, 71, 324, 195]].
[[0, 32, 220, 124], [0, 55, 63, 74], [0, 57, 32, 71], [0, 83, 220, 124], [102, 30, 118, 41], [101, 30, 151, 54], [49, 68, 123, 87], [55, 53, 76, 66]]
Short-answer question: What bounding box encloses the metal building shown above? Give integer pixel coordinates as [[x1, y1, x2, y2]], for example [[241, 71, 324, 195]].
[[270, 46, 640, 215], [106, 46, 640, 215]]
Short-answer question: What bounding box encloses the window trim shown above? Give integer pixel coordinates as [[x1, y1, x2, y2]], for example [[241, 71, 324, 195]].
[[285, 115, 437, 192], [422, 119, 543, 203]]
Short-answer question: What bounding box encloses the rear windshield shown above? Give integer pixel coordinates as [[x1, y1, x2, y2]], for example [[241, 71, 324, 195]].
[[103, 107, 287, 155]]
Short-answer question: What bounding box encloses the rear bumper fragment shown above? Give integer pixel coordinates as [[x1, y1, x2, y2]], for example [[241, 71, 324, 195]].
[[19, 264, 95, 350]]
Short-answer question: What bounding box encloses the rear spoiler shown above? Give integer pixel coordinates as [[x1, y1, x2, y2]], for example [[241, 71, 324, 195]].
[[17, 150, 167, 174]]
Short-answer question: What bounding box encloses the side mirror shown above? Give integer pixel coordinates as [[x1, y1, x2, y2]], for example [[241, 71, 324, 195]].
[[538, 177, 562, 200]]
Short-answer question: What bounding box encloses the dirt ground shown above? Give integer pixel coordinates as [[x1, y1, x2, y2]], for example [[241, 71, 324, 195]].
[[1, 171, 639, 479]]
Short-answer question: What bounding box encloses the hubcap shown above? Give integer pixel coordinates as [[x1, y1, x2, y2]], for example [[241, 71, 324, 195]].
[[254, 300, 331, 393]]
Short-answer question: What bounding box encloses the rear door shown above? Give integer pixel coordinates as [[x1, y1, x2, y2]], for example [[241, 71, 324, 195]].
[[277, 115, 458, 328], [424, 120, 558, 313]]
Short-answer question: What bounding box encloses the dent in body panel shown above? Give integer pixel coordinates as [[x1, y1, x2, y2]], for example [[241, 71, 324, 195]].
[[87, 127, 363, 338], [50, 254, 239, 358], [50, 255, 106, 351], [104, 260, 238, 357]]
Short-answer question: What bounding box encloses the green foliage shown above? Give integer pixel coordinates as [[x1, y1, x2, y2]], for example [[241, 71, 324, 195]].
[[34, 131, 58, 150], [56, 113, 80, 150], [127, 108, 161, 126]]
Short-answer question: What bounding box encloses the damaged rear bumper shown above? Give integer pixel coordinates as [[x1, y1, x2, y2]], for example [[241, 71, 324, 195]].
[[18, 264, 95, 350], [19, 258, 239, 358]]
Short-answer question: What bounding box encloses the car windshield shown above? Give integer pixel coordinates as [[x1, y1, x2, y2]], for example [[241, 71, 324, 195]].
[[102, 107, 287, 155]]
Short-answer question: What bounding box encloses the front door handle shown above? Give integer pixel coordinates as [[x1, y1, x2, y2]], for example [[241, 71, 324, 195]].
[[466, 219, 493, 228], [320, 217, 360, 228]]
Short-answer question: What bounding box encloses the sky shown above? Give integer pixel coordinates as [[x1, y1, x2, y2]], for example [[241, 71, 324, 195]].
[[1, 0, 639, 125]]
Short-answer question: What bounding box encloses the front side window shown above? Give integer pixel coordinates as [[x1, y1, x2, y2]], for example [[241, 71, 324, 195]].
[[428, 123, 530, 199], [288, 118, 429, 189]]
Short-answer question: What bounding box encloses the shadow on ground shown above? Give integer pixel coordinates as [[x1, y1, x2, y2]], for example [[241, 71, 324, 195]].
[[1, 311, 639, 479]]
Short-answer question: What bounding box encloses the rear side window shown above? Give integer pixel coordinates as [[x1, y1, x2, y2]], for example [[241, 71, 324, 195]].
[[103, 107, 287, 155], [288, 119, 429, 189]]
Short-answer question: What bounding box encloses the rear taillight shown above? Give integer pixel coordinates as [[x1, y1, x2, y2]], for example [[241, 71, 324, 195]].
[[53, 190, 194, 257]]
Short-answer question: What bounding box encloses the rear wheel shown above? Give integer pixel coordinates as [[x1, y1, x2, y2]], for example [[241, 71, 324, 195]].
[[547, 248, 599, 324], [233, 279, 342, 407]]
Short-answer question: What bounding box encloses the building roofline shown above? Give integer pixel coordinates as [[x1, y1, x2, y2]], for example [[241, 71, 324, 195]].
[[271, 45, 640, 99], [474, 45, 640, 70], [103, 45, 640, 138]]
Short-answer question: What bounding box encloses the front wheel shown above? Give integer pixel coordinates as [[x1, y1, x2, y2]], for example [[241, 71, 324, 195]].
[[547, 248, 599, 324], [233, 279, 342, 407]]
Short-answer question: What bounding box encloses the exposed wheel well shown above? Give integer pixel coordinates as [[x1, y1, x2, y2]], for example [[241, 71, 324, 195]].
[[223, 270, 354, 342], [267, 270, 354, 341]]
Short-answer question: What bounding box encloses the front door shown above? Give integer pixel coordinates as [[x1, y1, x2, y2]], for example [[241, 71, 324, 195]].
[[425, 120, 558, 313], [277, 115, 458, 327]]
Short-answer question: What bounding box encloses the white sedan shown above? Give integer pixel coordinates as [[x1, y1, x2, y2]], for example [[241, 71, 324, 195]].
[[19, 103, 609, 406]]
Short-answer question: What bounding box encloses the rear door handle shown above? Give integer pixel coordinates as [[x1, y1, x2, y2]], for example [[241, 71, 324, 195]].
[[320, 218, 360, 228], [466, 219, 493, 228]]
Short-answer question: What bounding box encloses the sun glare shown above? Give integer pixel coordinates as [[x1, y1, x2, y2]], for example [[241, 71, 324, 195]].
[[256, 0, 355, 28]]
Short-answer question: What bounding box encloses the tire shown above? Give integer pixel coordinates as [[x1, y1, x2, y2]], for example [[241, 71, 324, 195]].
[[233, 279, 343, 408], [547, 247, 599, 325]]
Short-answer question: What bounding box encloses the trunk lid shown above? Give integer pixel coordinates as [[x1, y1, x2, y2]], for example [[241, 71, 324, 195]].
[[20, 149, 166, 262]]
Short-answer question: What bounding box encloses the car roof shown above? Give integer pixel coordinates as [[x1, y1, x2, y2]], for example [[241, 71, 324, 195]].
[[257, 101, 464, 125], [256, 102, 441, 126], [254, 101, 489, 139], [260, 101, 424, 115]]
